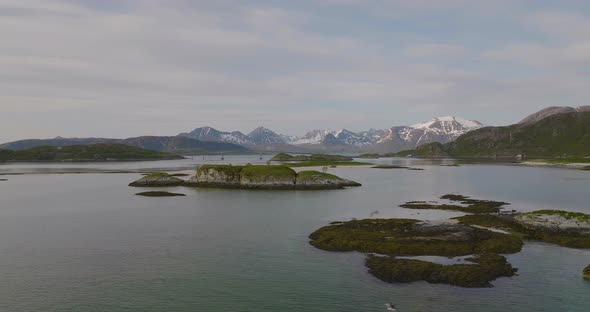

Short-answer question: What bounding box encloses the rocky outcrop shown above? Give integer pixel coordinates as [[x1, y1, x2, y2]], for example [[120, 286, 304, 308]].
[[516, 210, 590, 235], [129, 173, 185, 187], [188, 165, 242, 186], [185, 165, 361, 190], [295, 171, 361, 188], [584, 264, 590, 280]]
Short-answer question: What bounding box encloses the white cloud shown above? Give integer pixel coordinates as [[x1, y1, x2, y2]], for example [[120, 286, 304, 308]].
[[0, 0, 589, 141]]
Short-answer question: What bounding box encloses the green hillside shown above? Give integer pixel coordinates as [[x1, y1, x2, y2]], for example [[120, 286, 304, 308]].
[[0, 144, 183, 162], [402, 112, 590, 157]]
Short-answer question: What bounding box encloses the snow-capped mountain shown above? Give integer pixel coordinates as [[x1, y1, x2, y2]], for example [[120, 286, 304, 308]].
[[178, 126, 253, 145], [247, 127, 285, 145], [369, 117, 484, 153], [177, 116, 483, 153]]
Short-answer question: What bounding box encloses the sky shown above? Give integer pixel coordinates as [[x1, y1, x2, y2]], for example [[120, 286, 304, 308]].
[[1, 0, 590, 142]]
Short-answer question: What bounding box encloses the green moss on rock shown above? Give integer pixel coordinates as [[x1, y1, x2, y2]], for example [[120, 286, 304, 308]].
[[400, 195, 509, 214], [366, 253, 517, 288], [186, 165, 361, 190], [309, 219, 523, 257]]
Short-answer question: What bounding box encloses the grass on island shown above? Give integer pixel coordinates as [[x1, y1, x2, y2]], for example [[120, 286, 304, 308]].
[[283, 161, 372, 168], [296, 170, 343, 182], [270, 153, 353, 162], [136, 191, 186, 197], [240, 165, 296, 182], [584, 264, 590, 280], [357, 153, 380, 159], [0, 144, 182, 162]]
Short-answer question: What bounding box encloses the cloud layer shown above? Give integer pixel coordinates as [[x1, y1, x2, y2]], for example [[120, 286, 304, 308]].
[[1, 0, 589, 141]]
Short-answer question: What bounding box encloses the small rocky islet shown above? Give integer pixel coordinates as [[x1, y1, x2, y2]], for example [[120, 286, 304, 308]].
[[309, 194, 590, 288], [128, 165, 361, 190], [135, 191, 186, 197], [584, 264, 590, 280]]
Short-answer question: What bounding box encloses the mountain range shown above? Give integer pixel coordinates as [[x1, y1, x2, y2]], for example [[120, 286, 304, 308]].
[[177, 116, 484, 153], [0, 116, 484, 154], [6, 106, 588, 156]]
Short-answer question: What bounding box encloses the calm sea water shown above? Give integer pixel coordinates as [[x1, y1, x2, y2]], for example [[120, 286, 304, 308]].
[[1, 156, 589, 312]]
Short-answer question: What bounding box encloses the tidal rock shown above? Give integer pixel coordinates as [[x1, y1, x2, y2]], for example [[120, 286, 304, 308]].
[[129, 172, 184, 187]]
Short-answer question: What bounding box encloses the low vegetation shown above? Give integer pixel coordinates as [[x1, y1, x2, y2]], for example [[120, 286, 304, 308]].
[[283, 161, 372, 168], [309, 219, 523, 256], [366, 253, 517, 288], [270, 153, 353, 162], [371, 164, 424, 170], [310, 194, 590, 288], [0, 144, 182, 162], [309, 218, 523, 288], [240, 165, 297, 182], [357, 153, 380, 159], [584, 265, 590, 280], [531, 157, 590, 164], [135, 191, 186, 197]]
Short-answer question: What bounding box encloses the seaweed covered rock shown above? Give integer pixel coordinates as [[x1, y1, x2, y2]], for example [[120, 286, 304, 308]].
[[309, 218, 522, 288], [400, 194, 509, 214], [366, 253, 517, 288], [129, 172, 185, 187], [584, 264, 590, 280], [309, 219, 523, 257]]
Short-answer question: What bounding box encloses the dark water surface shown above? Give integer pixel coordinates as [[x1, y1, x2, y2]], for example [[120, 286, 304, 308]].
[[1, 157, 589, 311]]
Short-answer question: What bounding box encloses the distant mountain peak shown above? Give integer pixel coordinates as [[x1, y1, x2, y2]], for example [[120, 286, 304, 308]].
[[519, 106, 590, 124], [247, 126, 285, 144], [411, 116, 483, 130]]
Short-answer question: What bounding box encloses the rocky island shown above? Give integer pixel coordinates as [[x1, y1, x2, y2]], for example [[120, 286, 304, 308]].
[[310, 194, 590, 288], [309, 218, 522, 288], [135, 191, 186, 197], [270, 153, 353, 162], [128, 165, 362, 190], [129, 172, 185, 187], [584, 264, 590, 280], [185, 165, 361, 190]]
